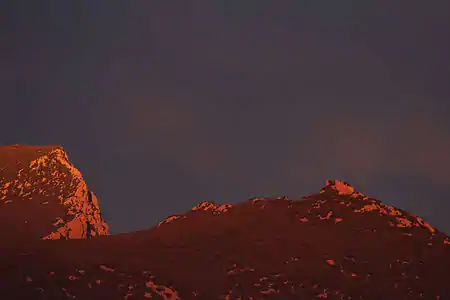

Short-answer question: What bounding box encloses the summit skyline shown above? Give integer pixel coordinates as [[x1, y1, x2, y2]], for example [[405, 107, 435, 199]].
[[3, 1, 450, 234]]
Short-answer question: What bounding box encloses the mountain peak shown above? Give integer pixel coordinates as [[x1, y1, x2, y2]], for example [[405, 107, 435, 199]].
[[321, 179, 356, 195], [0, 145, 108, 242]]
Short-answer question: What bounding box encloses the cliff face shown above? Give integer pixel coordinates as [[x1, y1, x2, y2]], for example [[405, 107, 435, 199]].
[[0, 145, 108, 242]]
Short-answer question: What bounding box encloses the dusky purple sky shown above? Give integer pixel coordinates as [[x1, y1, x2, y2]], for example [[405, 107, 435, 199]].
[[3, 1, 450, 234]]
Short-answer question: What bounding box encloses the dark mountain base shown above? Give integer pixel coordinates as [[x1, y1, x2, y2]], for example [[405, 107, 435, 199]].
[[1, 190, 449, 299]]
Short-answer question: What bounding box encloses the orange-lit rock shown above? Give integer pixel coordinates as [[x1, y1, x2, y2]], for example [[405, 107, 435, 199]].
[[0, 144, 108, 242], [321, 179, 355, 195]]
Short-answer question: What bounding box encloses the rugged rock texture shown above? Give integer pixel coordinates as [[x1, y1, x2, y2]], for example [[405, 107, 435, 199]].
[[0, 144, 109, 242], [0, 163, 449, 299]]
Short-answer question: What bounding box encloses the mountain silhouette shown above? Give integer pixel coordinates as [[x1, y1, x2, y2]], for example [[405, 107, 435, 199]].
[[0, 145, 449, 299]]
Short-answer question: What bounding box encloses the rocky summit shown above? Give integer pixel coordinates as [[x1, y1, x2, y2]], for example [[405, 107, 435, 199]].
[[0, 146, 449, 299], [0, 144, 108, 243]]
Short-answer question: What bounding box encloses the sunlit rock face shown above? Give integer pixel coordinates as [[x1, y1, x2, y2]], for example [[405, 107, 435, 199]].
[[320, 179, 355, 195], [0, 144, 108, 242]]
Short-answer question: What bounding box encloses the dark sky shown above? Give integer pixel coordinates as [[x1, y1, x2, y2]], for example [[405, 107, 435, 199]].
[[3, 1, 450, 234]]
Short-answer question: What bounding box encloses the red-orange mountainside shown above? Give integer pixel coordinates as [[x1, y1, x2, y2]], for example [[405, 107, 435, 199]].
[[0, 144, 108, 243], [0, 145, 449, 299]]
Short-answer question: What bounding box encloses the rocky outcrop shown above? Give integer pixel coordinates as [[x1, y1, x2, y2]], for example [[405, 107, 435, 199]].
[[0, 144, 108, 242], [157, 201, 232, 227], [191, 201, 232, 214], [318, 179, 437, 233], [320, 179, 355, 195]]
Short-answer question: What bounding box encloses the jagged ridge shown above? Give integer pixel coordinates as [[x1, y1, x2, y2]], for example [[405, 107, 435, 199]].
[[157, 179, 440, 237]]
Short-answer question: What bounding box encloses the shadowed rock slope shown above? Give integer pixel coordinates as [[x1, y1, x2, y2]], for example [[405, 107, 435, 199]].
[[0, 144, 108, 242], [0, 145, 449, 299]]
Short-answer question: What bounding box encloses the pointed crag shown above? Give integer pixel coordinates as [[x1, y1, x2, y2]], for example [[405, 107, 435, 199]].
[[0, 144, 108, 242], [320, 179, 356, 195]]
